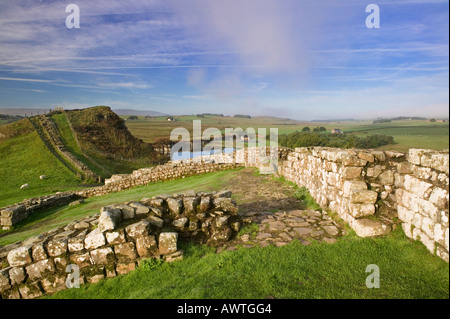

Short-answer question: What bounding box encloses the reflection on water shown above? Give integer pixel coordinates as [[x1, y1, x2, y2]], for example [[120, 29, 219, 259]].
[[171, 148, 235, 161]]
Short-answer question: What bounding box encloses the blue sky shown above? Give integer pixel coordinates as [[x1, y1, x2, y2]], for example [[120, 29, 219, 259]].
[[0, 0, 448, 120]]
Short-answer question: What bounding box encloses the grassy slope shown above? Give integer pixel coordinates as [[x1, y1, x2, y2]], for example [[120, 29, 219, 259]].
[[51, 113, 108, 177], [47, 228, 448, 299], [0, 120, 81, 207]]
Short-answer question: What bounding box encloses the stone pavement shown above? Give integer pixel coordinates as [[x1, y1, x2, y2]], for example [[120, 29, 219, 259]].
[[217, 209, 344, 252]]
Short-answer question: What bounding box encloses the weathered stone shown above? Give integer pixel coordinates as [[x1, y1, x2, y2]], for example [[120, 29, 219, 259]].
[[148, 216, 164, 228], [167, 198, 183, 215], [358, 152, 375, 163], [46, 238, 68, 257], [429, 187, 448, 210], [292, 227, 313, 237], [342, 167, 362, 179], [105, 230, 127, 244], [129, 202, 150, 215], [214, 190, 232, 198], [213, 197, 238, 214], [198, 196, 211, 212], [68, 236, 85, 252], [125, 220, 151, 241], [0, 268, 11, 291], [98, 206, 123, 232], [18, 282, 43, 299], [173, 217, 188, 228], [353, 219, 390, 237], [90, 247, 115, 265], [163, 250, 183, 263], [343, 181, 368, 197], [397, 162, 413, 174], [116, 262, 136, 275], [208, 227, 233, 244], [83, 266, 105, 284], [8, 267, 25, 285], [322, 226, 339, 236], [136, 235, 159, 258], [53, 256, 69, 272], [7, 246, 32, 267], [158, 232, 178, 255], [215, 216, 230, 228], [25, 259, 55, 280], [40, 274, 67, 294], [32, 242, 48, 261], [114, 242, 138, 262], [70, 252, 91, 268], [116, 204, 136, 220], [350, 190, 378, 204], [84, 228, 106, 250], [377, 170, 395, 186], [367, 165, 384, 178], [183, 197, 200, 215]]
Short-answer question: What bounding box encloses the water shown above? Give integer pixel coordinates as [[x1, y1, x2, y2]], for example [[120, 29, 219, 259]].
[[171, 148, 235, 161]]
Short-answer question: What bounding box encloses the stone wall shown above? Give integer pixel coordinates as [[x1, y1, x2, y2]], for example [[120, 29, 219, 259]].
[[1, 192, 78, 229], [395, 149, 449, 261], [0, 161, 240, 229], [0, 191, 241, 299], [277, 147, 449, 261]]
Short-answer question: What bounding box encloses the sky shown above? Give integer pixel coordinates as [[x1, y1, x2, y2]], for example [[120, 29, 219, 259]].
[[0, 0, 448, 120]]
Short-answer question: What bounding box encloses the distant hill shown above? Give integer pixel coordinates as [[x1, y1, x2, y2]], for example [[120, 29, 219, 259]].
[[113, 109, 168, 117], [0, 108, 52, 116]]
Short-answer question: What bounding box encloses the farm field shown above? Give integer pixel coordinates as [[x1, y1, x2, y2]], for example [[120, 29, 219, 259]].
[[124, 115, 449, 153]]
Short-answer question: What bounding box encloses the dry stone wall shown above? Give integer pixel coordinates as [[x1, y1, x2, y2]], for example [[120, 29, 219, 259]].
[[0, 191, 241, 299], [277, 147, 449, 261], [395, 149, 449, 261]]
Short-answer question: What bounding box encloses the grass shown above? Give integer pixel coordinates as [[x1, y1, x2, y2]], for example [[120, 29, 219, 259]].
[[0, 128, 82, 208], [46, 227, 449, 299], [0, 169, 242, 245]]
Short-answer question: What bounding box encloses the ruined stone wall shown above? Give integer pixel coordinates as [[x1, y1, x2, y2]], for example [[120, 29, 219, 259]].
[[0, 161, 240, 228], [277, 147, 449, 261], [0, 191, 240, 299], [395, 149, 449, 261], [1, 192, 78, 229]]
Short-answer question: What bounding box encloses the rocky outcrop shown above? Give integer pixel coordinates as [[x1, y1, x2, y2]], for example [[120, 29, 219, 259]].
[[0, 191, 240, 299]]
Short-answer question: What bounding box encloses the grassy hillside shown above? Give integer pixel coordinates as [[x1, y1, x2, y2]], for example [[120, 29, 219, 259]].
[[66, 106, 162, 172], [0, 119, 82, 207]]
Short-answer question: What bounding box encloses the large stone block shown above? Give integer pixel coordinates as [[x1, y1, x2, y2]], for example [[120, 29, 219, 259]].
[[114, 242, 138, 262], [98, 206, 123, 232], [105, 230, 127, 245], [25, 259, 56, 280], [0, 268, 11, 291], [353, 219, 390, 237], [46, 238, 68, 257], [116, 204, 136, 220], [129, 202, 150, 215], [349, 203, 376, 218], [40, 274, 67, 294], [350, 190, 378, 204], [397, 205, 414, 224], [343, 181, 367, 197], [18, 282, 43, 299], [341, 167, 363, 179], [136, 235, 159, 258], [158, 232, 178, 255], [32, 242, 48, 261], [1, 205, 27, 227], [70, 252, 91, 268], [7, 246, 32, 267], [377, 170, 395, 186], [90, 247, 116, 265], [428, 187, 449, 210], [125, 220, 151, 241], [212, 197, 238, 214], [68, 236, 85, 253], [8, 267, 26, 285], [167, 198, 183, 216], [84, 228, 106, 250]]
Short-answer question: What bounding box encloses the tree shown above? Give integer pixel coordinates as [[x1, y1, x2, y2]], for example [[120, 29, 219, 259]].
[[302, 127, 311, 132]]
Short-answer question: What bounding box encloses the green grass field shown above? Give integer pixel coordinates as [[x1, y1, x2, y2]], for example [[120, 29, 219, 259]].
[[46, 228, 448, 299]]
